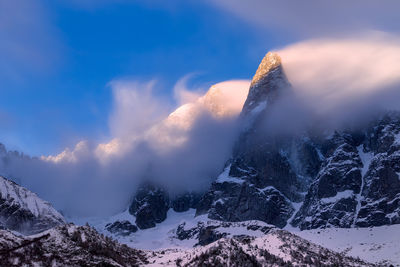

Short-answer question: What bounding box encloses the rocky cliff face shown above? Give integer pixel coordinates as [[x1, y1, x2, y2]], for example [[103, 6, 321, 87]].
[[195, 52, 400, 231], [195, 52, 308, 227], [292, 114, 400, 229], [128, 184, 170, 229], [0, 175, 65, 234], [127, 183, 201, 230]]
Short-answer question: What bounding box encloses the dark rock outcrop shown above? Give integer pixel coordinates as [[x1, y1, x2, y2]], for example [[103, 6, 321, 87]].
[[174, 219, 274, 246], [171, 192, 202, 212], [105, 220, 138, 236], [129, 184, 169, 229]]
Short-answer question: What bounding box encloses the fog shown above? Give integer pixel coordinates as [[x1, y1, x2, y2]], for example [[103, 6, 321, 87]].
[[0, 79, 250, 217]]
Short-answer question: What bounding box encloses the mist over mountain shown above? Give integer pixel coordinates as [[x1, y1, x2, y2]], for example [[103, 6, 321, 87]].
[[1, 33, 400, 219], [1, 38, 400, 266], [2, 1, 400, 266], [0, 80, 250, 217]]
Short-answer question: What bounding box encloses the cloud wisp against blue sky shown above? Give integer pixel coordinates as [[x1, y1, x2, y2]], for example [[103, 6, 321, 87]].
[[0, 0, 266, 156]]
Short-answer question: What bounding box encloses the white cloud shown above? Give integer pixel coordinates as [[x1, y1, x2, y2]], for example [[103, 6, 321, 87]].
[[277, 32, 400, 114], [108, 79, 171, 140], [18, 78, 250, 216], [207, 0, 400, 38], [173, 74, 205, 106]]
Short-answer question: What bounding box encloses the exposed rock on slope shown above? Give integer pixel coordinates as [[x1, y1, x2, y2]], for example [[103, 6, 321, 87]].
[[292, 133, 364, 229], [0, 175, 65, 234], [152, 227, 374, 266], [128, 184, 202, 229], [105, 220, 138, 236], [293, 114, 400, 229], [129, 184, 169, 229]]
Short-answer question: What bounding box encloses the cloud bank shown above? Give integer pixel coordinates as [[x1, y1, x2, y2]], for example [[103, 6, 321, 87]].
[[279, 32, 400, 114], [0, 79, 250, 217]]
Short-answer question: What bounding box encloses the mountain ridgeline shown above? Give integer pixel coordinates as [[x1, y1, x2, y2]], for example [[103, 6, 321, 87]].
[[128, 52, 400, 231]]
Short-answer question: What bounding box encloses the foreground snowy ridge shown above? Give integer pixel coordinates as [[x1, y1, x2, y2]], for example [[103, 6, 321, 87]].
[[71, 209, 398, 266], [0, 223, 376, 267]]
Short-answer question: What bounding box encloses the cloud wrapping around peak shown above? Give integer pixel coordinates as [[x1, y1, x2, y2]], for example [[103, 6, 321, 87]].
[[8, 78, 250, 217], [278, 32, 400, 115], [208, 0, 400, 38], [254, 33, 400, 137]]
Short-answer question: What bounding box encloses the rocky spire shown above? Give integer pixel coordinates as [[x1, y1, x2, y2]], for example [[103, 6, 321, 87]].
[[241, 52, 290, 116], [250, 52, 282, 87]]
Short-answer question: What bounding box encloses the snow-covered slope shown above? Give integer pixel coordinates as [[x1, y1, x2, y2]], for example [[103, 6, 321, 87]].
[[0, 221, 376, 267], [296, 224, 400, 267], [69, 209, 399, 266], [148, 230, 374, 267], [0, 175, 65, 234]]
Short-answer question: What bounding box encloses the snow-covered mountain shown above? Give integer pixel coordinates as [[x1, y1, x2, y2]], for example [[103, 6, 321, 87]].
[[195, 51, 400, 230], [1, 51, 399, 265], [0, 175, 65, 234], [122, 52, 400, 233], [76, 51, 400, 265]]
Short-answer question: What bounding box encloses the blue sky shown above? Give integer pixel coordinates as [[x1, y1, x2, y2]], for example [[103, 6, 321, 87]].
[[1, 0, 398, 156], [0, 1, 284, 156]]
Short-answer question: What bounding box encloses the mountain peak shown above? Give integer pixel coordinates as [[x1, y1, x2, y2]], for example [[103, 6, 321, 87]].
[[242, 51, 289, 116], [250, 52, 282, 87]]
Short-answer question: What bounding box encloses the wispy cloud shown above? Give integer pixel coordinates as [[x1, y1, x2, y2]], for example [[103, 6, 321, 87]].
[[0, 0, 63, 81], [207, 0, 400, 38], [1, 78, 250, 217], [278, 32, 400, 114]]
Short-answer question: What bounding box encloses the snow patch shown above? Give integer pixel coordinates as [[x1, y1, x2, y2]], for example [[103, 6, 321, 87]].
[[320, 190, 354, 204], [250, 101, 267, 116], [295, 224, 400, 266], [215, 164, 244, 184], [353, 145, 374, 227]]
